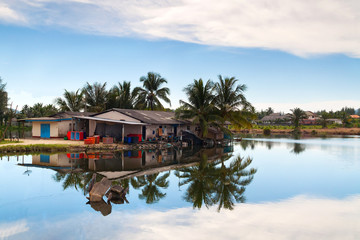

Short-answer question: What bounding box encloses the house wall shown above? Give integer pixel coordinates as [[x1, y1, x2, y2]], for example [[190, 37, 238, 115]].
[[144, 124, 177, 139], [32, 121, 60, 138], [124, 125, 142, 136], [58, 120, 72, 137], [95, 111, 141, 122]]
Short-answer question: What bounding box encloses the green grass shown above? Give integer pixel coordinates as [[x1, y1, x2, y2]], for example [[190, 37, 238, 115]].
[[0, 140, 23, 144]]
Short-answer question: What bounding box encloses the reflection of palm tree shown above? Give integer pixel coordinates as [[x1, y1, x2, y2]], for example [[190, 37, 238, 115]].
[[175, 154, 217, 209], [132, 172, 170, 204], [291, 143, 306, 154], [53, 171, 101, 195], [213, 155, 257, 211], [53, 171, 84, 192]]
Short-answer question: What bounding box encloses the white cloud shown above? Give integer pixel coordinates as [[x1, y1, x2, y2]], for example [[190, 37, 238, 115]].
[[12, 194, 360, 239], [0, 4, 27, 23], [253, 100, 360, 113], [1, 0, 359, 57], [7, 90, 57, 109], [0, 220, 29, 239]]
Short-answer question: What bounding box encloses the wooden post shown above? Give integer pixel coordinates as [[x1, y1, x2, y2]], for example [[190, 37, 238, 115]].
[[122, 124, 124, 143]]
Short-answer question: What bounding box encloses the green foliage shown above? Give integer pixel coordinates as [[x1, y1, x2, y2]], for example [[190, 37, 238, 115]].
[[55, 89, 84, 112], [290, 107, 307, 129], [83, 82, 109, 112], [134, 72, 171, 110], [263, 128, 271, 136], [107, 81, 138, 109]]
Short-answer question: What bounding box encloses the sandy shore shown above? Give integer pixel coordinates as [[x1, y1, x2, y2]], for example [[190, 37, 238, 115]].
[[2, 138, 86, 146]]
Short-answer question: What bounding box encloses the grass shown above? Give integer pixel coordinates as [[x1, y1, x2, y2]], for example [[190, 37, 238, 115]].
[[0, 140, 23, 144]]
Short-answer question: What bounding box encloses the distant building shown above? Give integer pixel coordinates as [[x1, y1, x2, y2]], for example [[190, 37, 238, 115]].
[[260, 113, 291, 125], [349, 115, 359, 119]]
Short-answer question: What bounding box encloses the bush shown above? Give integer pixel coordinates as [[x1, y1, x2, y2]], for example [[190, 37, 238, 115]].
[[263, 128, 271, 136]]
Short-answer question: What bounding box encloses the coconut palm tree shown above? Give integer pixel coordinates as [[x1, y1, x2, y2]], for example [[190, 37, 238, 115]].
[[290, 107, 307, 129], [55, 89, 85, 112], [132, 172, 170, 204], [177, 78, 220, 138], [108, 81, 139, 109], [134, 72, 171, 110], [319, 111, 329, 128], [83, 82, 108, 112], [213, 75, 255, 130]]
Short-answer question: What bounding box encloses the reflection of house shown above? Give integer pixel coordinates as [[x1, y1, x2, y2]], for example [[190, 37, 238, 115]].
[[20, 112, 93, 138]]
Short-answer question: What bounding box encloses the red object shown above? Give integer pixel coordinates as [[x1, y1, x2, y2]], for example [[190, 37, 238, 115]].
[[84, 138, 95, 144], [127, 134, 142, 142], [130, 150, 142, 158], [67, 131, 72, 140], [93, 135, 100, 144]]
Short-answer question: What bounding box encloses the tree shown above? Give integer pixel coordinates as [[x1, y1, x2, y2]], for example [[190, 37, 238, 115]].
[[134, 72, 171, 110], [213, 75, 255, 130], [339, 111, 350, 127], [83, 82, 108, 112], [290, 107, 307, 129], [177, 78, 219, 138], [107, 81, 139, 109], [55, 89, 84, 112], [0, 77, 8, 126], [30, 103, 58, 117], [319, 111, 329, 128]]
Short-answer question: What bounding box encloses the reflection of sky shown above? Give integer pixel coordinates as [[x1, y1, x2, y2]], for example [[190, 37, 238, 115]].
[[2, 195, 359, 240], [0, 137, 360, 238]]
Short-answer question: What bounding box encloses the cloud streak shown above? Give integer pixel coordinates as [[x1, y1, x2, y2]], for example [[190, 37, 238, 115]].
[[0, 0, 359, 57], [7, 194, 360, 240]]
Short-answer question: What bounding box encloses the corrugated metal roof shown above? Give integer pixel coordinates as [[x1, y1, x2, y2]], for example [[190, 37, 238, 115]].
[[73, 116, 148, 125], [95, 109, 190, 125]]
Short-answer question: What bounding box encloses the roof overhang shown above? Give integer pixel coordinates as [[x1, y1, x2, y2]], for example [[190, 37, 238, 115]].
[[72, 116, 149, 125], [19, 118, 72, 122]]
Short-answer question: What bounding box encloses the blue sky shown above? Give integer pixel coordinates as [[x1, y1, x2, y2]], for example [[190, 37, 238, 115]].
[[0, 0, 359, 112]]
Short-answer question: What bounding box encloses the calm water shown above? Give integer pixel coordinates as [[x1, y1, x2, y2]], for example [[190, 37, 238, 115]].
[[0, 137, 359, 239]]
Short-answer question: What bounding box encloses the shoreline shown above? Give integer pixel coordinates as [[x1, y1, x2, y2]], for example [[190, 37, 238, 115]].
[[238, 127, 360, 136], [0, 138, 177, 155]]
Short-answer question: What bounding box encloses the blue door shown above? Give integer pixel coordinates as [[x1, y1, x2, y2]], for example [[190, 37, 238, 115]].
[[41, 124, 50, 138]]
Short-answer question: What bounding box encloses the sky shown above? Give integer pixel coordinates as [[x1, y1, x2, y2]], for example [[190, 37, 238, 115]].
[[0, 0, 359, 113]]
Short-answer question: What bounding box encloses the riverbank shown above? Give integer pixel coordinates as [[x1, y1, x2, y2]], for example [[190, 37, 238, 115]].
[[0, 138, 176, 155], [239, 127, 360, 136]]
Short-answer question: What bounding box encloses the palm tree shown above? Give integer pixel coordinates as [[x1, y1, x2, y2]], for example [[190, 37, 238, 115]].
[[108, 81, 139, 109], [213, 75, 255, 130], [55, 89, 84, 112], [132, 172, 170, 204], [134, 72, 171, 110], [319, 111, 329, 128], [0, 77, 7, 126], [213, 155, 257, 211], [177, 78, 220, 138], [31, 103, 58, 117], [83, 82, 108, 112], [339, 111, 350, 127], [290, 107, 307, 129]]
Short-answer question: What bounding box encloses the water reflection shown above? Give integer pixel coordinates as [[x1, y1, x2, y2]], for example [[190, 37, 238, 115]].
[[17, 146, 255, 213], [241, 139, 306, 154], [176, 154, 256, 211]]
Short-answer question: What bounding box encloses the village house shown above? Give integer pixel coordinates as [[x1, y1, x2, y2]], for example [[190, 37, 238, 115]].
[[72, 108, 198, 142], [20, 112, 94, 138], [259, 112, 292, 125]]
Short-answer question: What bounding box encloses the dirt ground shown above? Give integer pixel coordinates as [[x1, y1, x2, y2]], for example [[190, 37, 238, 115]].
[[2, 138, 87, 146]]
